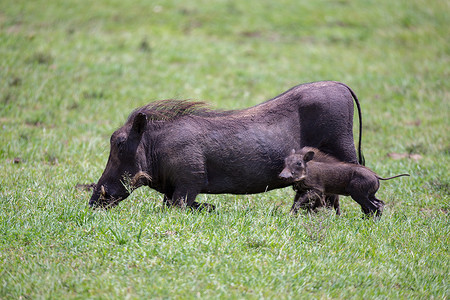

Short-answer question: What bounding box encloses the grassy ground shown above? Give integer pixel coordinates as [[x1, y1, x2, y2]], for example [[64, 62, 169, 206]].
[[1, 0, 449, 298]]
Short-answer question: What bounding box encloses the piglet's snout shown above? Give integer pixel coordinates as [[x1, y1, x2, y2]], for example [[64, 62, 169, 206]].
[[279, 168, 293, 180]]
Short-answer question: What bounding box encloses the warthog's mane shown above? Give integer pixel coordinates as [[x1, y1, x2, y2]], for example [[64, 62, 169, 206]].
[[126, 100, 230, 123]]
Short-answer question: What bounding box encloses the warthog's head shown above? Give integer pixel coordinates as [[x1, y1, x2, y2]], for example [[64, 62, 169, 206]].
[[278, 149, 315, 182], [89, 112, 151, 208]]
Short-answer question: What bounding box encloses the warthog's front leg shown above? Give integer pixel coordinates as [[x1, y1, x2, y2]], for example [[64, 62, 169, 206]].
[[171, 188, 215, 212]]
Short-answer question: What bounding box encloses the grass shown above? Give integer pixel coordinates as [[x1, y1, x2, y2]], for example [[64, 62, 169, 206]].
[[1, 0, 449, 298]]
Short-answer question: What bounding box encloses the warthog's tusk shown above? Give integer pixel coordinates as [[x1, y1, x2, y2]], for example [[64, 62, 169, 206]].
[[131, 171, 152, 187], [101, 185, 106, 197]]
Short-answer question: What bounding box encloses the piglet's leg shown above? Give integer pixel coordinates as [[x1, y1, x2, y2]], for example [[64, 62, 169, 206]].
[[325, 195, 341, 215], [291, 189, 324, 214], [290, 191, 303, 214], [367, 195, 384, 217], [350, 191, 384, 218]]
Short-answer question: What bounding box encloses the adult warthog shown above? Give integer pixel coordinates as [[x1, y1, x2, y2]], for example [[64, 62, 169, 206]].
[[89, 81, 367, 214]]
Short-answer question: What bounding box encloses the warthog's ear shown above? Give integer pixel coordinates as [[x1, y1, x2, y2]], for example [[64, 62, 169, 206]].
[[131, 112, 148, 135], [303, 151, 315, 163]]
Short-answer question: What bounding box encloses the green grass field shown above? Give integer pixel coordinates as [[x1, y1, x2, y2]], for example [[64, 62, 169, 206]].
[[1, 0, 449, 298]]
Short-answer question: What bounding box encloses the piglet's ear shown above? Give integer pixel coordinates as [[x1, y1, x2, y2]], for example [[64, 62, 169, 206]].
[[131, 112, 148, 135], [303, 151, 315, 163]]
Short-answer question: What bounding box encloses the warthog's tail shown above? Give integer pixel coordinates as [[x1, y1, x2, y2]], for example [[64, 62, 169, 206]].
[[377, 173, 410, 180], [337, 82, 365, 166]]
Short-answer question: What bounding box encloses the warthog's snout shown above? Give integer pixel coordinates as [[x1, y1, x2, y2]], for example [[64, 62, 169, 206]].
[[88, 185, 106, 208], [88, 185, 123, 208]]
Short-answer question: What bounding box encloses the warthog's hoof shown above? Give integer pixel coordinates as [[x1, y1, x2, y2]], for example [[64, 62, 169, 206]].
[[193, 202, 216, 212]]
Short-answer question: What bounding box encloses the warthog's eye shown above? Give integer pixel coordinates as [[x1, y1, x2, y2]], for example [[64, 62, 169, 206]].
[[116, 137, 127, 153], [296, 161, 303, 167]]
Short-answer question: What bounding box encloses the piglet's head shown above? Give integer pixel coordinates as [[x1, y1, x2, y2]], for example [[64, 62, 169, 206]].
[[279, 149, 314, 182]]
